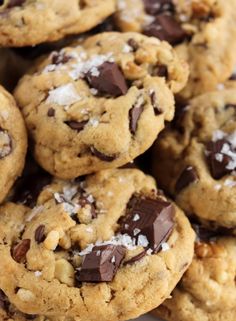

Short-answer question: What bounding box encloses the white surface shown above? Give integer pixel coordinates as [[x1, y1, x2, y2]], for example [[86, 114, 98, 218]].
[[133, 314, 163, 321]]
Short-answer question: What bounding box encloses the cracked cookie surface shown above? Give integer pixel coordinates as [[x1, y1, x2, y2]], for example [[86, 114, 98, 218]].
[[0, 0, 116, 47], [14, 32, 188, 179], [0, 85, 27, 204], [153, 231, 236, 321], [115, 0, 236, 98], [0, 168, 194, 321], [152, 86, 236, 228]]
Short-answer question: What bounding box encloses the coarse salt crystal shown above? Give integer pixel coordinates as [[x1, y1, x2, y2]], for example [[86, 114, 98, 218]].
[[46, 83, 81, 107]]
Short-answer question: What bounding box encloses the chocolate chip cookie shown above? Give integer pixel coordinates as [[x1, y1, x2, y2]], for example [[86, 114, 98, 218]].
[[152, 86, 236, 228], [115, 0, 236, 98], [0, 0, 116, 47], [0, 289, 66, 321], [0, 169, 195, 321], [153, 225, 236, 321], [0, 85, 27, 204], [14, 32, 188, 179]]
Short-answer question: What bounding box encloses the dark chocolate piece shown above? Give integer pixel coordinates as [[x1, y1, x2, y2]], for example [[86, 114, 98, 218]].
[[120, 196, 175, 252], [35, 225, 46, 244], [64, 120, 88, 132], [12, 239, 31, 263], [77, 245, 125, 282], [175, 166, 199, 193], [144, 15, 186, 45], [85, 62, 128, 97], [90, 146, 117, 162]]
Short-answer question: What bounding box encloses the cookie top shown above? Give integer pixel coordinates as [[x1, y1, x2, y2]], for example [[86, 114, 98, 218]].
[[153, 230, 236, 321], [0, 168, 195, 321], [115, 0, 236, 98], [0, 85, 27, 204], [0, 0, 116, 47], [14, 32, 188, 179], [152, 86, 236, 228]]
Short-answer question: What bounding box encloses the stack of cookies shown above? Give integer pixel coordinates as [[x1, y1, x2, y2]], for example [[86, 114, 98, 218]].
[[0, 1, 235, 321]]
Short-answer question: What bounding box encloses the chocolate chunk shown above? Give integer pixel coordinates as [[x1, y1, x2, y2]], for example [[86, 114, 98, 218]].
[[35, 225, 46, 244], [12, 239, 31, 263], [175, 166, 199, 193], [0, 129, 12, 159], [127, 38, 139, 51], [120, 196, 175, 252], [150, 90, 163, 115], [77, 245, 125, 282], [144, 15, 186, 45], [153, 64, 168, 78], [129, 96, 145, 134], [65, 120, 88, 132], [7, 0, 25, 8], [229, 73, 236, 81], [47, 108, 55, 117], [85, 62, 128, 97], [51, 52, 71, 65], [90, 146, 117, 162], [123, 250, 146, 266], [72, 193, 97, 219], [205, 139, 235, 179], [143, 0, 174, 15]]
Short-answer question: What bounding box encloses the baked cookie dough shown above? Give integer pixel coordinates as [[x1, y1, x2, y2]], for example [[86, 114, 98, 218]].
[[115, 0, 236, 98], [152, 86, 236, 228], [152, 226, 236, 321], [0, 85, 27, 204], [15, 32, 188, 179], [0, 0, 116, 47], [0, 289, 66, 321], [0, 169, 195, 321]]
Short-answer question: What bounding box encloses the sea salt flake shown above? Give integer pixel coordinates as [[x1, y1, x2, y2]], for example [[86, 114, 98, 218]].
[[34, 271, 42, 277], [133, 228, 141, 236], [161, 242, 170, 252], [46, 83, 81, 107], [137, 235, 149, 247], [133, 214, 140, 221]]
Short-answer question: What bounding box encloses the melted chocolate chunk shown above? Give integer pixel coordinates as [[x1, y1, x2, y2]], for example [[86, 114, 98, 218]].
[[205, 138, 236, 179], [229, 73, 236, 81], [12, 239, 31, 263], [153, 64, 168, 78], [127, 38, 139, 51], [129, 106, 144, 134], [7, 0, 25, 8], [76, 245, 125, 282], [90, 146, 117, 162], [123, 250, 146, 266], [85, 62, 128, 97], [120, 196, 175, 252], [35, 225, 46, 244], [143, 0, 174, 15], [175, 166, 199, 193], [144, 15, 186, 45], [51, 52, 71, 65], [65, 120, 88, 132], [129, 96, 145, 134], [47, 108, 55, 117], [150, 90, 163, 115]]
